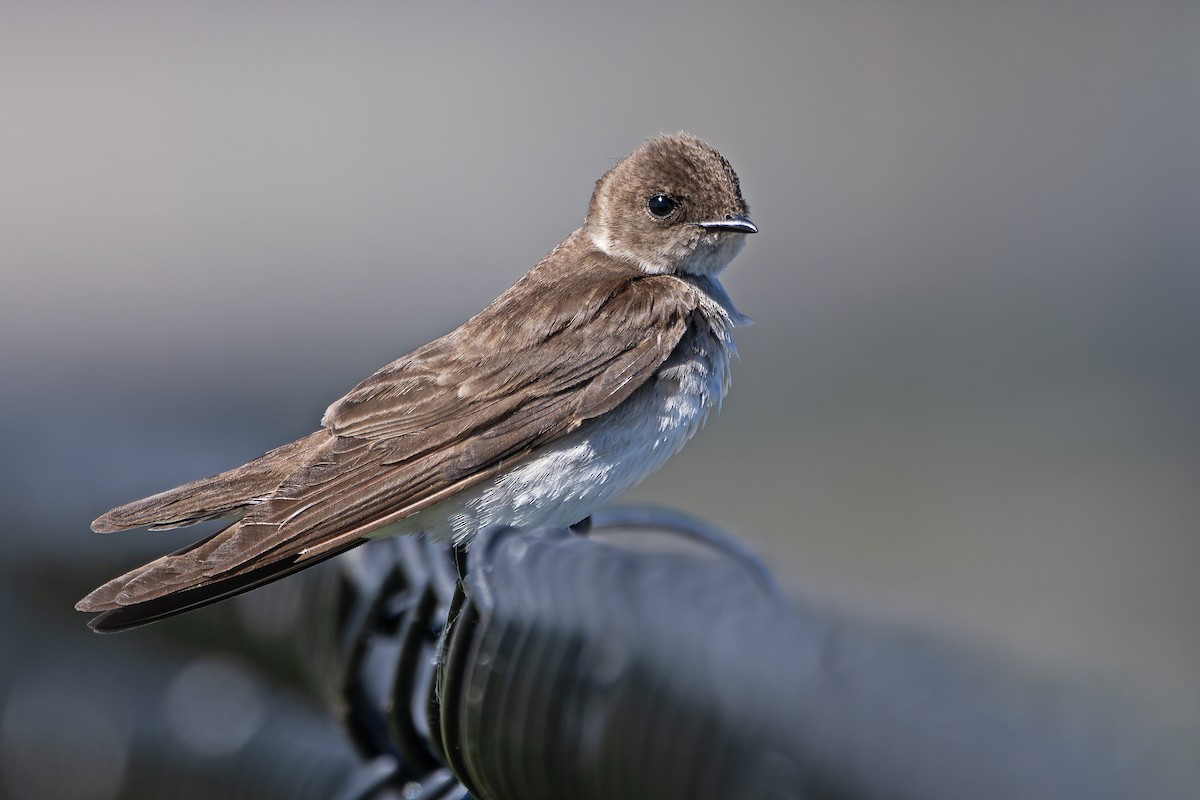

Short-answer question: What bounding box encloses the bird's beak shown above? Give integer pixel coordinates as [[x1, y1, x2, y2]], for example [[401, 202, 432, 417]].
[[694, 214, 758, 234]]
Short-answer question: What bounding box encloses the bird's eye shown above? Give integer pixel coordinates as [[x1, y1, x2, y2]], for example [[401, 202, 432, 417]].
[[646, 194, 677, 219]]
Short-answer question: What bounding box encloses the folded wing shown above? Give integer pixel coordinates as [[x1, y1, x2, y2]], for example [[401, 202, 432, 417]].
[[78, 262, 701, 631]]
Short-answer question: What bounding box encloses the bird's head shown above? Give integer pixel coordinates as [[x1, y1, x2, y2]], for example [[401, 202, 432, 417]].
[[585, 133, 756, 277]]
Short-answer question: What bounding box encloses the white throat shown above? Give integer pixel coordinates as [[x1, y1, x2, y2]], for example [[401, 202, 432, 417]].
[[588, 226, 748, 278]]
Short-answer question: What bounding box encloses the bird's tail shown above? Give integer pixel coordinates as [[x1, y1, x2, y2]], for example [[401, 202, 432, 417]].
[[79, 429, 342, 632], [75, 531, 363, 633], [90, 431, 327, 533]]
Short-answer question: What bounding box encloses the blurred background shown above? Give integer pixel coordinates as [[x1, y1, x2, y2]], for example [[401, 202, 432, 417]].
[[1, 1, 1197, 797]]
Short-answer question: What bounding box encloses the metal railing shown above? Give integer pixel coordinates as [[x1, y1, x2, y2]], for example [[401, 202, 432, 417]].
[[3, 505, 1180, 799]]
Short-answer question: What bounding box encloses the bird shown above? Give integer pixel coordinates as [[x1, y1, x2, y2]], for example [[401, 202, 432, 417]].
[[76, 132, 757, 632]]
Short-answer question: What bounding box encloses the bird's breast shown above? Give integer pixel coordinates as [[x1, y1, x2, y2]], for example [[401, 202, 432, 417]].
[[394, 310, 735, 545]]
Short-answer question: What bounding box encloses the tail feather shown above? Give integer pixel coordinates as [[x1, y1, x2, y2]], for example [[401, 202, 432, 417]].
[[76, 537, 364, 633], [79, 428, 352, 632], [76, 523, 237, 612], [91, 431, 327, 533]]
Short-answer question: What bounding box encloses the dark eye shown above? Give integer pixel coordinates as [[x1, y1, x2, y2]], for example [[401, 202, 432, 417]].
[[646, 194, 677, 219]]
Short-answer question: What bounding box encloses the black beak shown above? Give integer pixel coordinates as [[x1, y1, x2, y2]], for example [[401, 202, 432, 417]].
[[694, 214, 758, 234]]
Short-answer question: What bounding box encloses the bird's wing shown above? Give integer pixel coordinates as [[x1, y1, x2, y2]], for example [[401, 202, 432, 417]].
[[90, 431, 328, 533], [227, 269, 699, 558], [78, 267, 701, 626]]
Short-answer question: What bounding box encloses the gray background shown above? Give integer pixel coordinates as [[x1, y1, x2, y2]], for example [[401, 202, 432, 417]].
[[1, 0, 1197, 790]]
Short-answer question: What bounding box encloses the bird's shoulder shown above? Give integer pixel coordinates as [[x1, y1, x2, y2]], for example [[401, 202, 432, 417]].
[[321, 231, 709, 440]]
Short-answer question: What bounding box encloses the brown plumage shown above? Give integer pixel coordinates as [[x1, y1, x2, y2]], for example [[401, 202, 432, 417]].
[[78, 133, 756, 632]]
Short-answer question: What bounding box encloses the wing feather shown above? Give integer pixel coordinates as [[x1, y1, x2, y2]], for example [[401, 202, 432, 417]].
[[79, 255, 704, 622]]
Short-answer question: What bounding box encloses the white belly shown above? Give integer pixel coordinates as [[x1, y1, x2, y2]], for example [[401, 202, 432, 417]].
[[386, 320, 733, 545]]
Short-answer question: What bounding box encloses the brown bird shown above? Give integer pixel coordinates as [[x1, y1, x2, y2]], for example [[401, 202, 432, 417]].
[[77, 132, 757, 632]]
